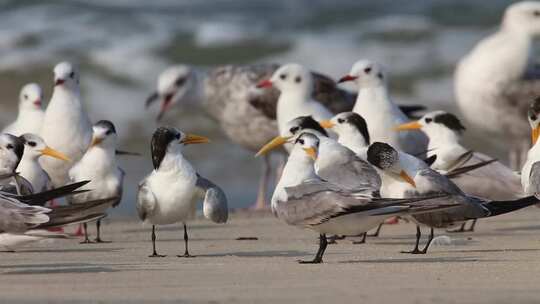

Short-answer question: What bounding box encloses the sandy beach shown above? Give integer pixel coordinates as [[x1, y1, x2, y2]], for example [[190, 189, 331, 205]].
[[1, 208, 539, 303]]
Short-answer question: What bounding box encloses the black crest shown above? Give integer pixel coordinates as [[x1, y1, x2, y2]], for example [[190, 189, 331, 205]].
[[151, 127, 180, 169], [367, 142, 397, 169], [3, 134, 24, 168], [346, 113, 370, 144], [95, 120, 117, 134], [529, 96, 540, 121], [433, 113, 466, 133], [294, 116, 328, 137]]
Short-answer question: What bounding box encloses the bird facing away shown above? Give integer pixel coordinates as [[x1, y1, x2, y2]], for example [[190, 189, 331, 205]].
[[137, 127, 228, 257], [3, 83, 44, 136], [40, 62, 93, 187], [338, 59, 428, 156], [455, 1, 540, 169], [68, 120, 124, 243]]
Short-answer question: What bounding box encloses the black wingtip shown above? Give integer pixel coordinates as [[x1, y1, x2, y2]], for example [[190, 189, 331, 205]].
[[145, 92, 159, 109], [115, 150, 141, 156], [13, 180, 91, 205], [485, 196, 540, 217]]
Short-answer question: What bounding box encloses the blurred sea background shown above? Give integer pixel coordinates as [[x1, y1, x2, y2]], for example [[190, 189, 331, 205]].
[[0, 0, 530, 215]]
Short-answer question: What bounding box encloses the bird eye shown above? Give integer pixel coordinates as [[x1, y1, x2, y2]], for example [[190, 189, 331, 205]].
[[280, 74, 287, 80], [298, 139, 304, 145], [337, 118, 344, 124], [377, 73, 384, 79], [295, 76, 301, 83], [425, 118, 432, 123], [290, 126, 299, 134], [24, 94, 28, 100], [28, 141, 36, 147], [6, 144, 13, 150], [534, 10, 540, 17], [106, 130, 113, 135], [69, 72, 75, 78], [531, 114, 537, 121], [175, 77, 186, 86], [364, 67, 372, 74], [175, 134, 181, 140]]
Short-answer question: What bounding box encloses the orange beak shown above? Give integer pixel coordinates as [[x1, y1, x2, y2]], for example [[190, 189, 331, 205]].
[[533, 126, 540, 145], [319, 120, 335, 129], [395, 121, 422, 131], [400, 170, 416, 188]]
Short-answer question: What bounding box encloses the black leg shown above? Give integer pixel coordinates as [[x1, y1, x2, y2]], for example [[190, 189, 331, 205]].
[[80, 223, 93, 244], [149, 225, 165, 257], [368, 223, 383, 237], [178, 223, 194, 257], [401, 226, 422, 254], [447, 222, 466, 233], [299, 234, 327, 264], [420, 228, 435, 254], [327, 235, 345, 244], [94, 220, 111, 243], [466, 219, 477, 232], [352, 233, 367, 244]]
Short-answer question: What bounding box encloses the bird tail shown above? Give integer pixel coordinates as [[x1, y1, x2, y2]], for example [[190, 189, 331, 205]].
[[484, 196, 540, 217], [38, 197, 117, 229], [9, 181, 90, 206]]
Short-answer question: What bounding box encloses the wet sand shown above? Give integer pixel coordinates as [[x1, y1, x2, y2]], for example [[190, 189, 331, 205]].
[[1, 208, 540, 303]]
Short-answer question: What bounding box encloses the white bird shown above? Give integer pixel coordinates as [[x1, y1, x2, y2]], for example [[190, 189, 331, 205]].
[[136, 127, 228, 257], [455, 1, 540, 169], [17, 133, 70, 193], [3, 83, 44, 136], [319, 112, 371, 160], [270, 132, 457, 263], [366, 142, 539, 254], [522, 97, 540, 195], [40, 62, 93, 187], [338, 60, 428, 156], [0, 133, 33, 195], [68, 120, 125, 243]]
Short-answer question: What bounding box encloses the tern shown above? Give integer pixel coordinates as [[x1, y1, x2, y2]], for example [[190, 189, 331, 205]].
[[137, 127, 228, 257], [68, 120, 125, 243], [3, 83, 44, 136], [521, 97, 540, 195], [40, 62, 93, 187]]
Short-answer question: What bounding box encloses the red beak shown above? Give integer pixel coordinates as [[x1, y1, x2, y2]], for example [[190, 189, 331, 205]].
[[34, 100, 42, 107], [157, 93, 174, 121], [256, 79, 273, 89], [55, 79, 65, 86], [337, 75, 357, 83]]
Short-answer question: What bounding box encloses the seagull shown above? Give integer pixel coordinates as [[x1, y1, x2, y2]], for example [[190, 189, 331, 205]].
[[455, 1, 540, 169], [136, 127, 228, 257], [338, 59, 428, 156], [367, 142, 540, 254], [3, 83, 44, 136], [40, 62, 93, 187], [521, 97, 540, 195], [270, 132, 458, 263], [68, 120, 125, 243], [17, 133, 70, 193]]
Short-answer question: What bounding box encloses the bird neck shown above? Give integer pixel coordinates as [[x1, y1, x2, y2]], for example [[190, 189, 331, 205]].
[[353, 85, 393, 112], [156, 151, 194, 178], [278, 150, 317, 188], [425, 127, 462, 151], [81, 146, 117, 172], [337, 131, 368, 155]]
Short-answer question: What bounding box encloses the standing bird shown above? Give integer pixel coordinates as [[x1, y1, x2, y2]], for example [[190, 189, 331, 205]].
[[137, 127, 228, 257], [68, 120, 124, 243], [40, 62, 93, 187], [3, 83, 44, 136], [522, 97, 540, 195], [455, 1, 540, 169], [367, 142, 539, 254], [17, 134, 70, 193], [338, 60, 428, 156]]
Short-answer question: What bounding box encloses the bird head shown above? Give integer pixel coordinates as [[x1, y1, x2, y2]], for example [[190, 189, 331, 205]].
[[338, 59, 387, 88], [19, 83, 43, 111], [256, 63, 313, 97]]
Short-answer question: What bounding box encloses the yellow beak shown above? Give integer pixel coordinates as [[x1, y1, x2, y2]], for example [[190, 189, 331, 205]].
[[532, 126, 540, 145], [303, 147, 317, 160], [41, 146, 70, 162], [90, 137, 104, 147], [395, 121, 422, 131], [319, 120, 335, 129], [400, 170, 416, 188], [181, 134, 210, 145], [255, 136, 290, 157]]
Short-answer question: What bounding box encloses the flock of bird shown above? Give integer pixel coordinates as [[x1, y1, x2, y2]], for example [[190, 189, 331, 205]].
[[2, 1, 540, 264]]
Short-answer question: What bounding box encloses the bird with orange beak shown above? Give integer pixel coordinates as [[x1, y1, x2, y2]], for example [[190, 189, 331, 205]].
[[521, 97, 540, 196]]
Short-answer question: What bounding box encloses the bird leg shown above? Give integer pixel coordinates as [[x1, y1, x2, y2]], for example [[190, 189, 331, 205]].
[[447, 222, 467, 233], [149, 225, 165, 257], [94, 220, 111, 243], [251, 154, 271, 210], [298, 234, 327, 264], [178, 223, 194, 258], [368, 223, 383, 237], [465, 219, 477, 232], [401, 226, 423, 254], [326, 235, 345, 244], [79, 223, 93, 244], [420, 228, 434, 254], [352, 233, 367, 244]]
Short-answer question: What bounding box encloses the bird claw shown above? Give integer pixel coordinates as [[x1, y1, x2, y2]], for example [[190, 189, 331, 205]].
[[79, 239, 94, 244], [177, 253, 195, 258], [94, 238, 111, 243], [148, 253, 166, 258], [297, 259, 323, 264]]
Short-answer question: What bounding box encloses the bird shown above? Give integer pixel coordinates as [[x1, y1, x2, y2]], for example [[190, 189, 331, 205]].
[[145, 63, 424, 210], [17, 133, 70, 193], [136, 127, 228, 257], [68, 120, 125, 243], [270, 132, 458, 263], [338, 59, 428, 156], [319, 112, 371, 160], [521, 97, 540, 195], [40, 62, 93, 187], [3, 83, 44, 136], [366, 142, 540, 254], [395, 111, 523, 232], [455, 1, 540, 169], [0, 133, 34, 195]]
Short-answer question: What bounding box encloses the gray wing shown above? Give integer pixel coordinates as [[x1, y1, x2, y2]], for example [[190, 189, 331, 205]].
[[136, 177, 157, 222], [196, 174, 228, 223], [0, 196, 50, 233], [112, 167, 125, 208], [316, 151, 381, 192], [528, 162, 540, 195]]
